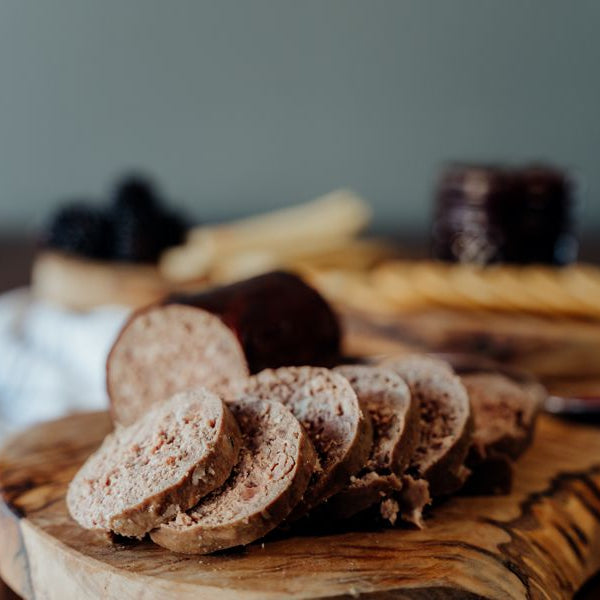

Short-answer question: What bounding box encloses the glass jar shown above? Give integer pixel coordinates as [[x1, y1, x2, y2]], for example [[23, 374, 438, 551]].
[[431, 164, 577, 265]]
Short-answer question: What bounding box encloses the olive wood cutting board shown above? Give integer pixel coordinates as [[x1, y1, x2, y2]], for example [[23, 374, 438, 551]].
[[1, 407, 600, 600], [2, 311, 600, 599]]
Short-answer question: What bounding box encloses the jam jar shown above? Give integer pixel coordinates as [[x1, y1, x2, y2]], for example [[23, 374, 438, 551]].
[[431, 164, 577, 265]]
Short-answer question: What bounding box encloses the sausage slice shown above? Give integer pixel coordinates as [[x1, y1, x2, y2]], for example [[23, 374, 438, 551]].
[[67, 389, 241, 538], [244, 366, 373, 517], [151, 398, 317, 554]]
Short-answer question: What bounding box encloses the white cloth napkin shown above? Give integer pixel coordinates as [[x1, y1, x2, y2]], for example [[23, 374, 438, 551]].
[[0, 289, 129, 438]]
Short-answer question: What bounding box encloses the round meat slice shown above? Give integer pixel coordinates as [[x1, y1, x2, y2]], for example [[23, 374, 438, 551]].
[[244, 366, 372, 516], [107, 305, 249, 426], [324, 365, 419, 520], [151, 398, 317, 554], [382, 354, 473, 498], [462, 372, 543, 461], [461, 372, 544, 494], [67, 388, 241, 538]]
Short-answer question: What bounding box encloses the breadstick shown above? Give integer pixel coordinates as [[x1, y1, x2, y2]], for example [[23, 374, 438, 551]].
[[160, 189, 371, 282]]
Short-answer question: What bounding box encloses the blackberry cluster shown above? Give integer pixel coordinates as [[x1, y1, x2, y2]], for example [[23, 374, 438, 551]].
[[43, 175, 188, 263], [43, 203, 113, 260]]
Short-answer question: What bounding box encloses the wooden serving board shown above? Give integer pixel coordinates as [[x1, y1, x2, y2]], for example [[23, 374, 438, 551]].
[[338, 304, 600, 381], [1, 411, 599, 600]]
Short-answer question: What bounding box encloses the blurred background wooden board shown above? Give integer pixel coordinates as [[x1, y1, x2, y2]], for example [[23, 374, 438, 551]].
[[340, 304, 600, 384]]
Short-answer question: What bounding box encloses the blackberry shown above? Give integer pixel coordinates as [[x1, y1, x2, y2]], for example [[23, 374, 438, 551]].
[[110, 174, 187, 262], [157, 211, 187, 250], [112, 175, 159, 215], [43, 203, 112, 259]]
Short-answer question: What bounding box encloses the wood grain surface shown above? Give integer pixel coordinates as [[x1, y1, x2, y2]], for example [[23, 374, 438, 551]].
[[338, 303, 600, 381], [0, 410, 599, 600], [1, 300, 600, 599]]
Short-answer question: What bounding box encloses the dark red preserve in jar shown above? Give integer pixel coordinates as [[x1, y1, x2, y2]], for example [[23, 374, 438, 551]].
[[431, 164, 577, 265]]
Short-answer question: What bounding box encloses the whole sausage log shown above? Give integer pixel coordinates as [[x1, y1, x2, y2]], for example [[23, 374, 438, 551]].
[[107, 271, 341, 425], [167, 271, 341, 372]]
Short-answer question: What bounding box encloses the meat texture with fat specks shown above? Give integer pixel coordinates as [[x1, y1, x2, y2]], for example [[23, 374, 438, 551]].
[[461, 372, 545, 495], [321, 365, 419, 521], [243, 366, 372, 518], [67, 389, 241, 538], [151, 397, 317, 554], [379, 354, 473, 526], [107, 305, 249, 426]]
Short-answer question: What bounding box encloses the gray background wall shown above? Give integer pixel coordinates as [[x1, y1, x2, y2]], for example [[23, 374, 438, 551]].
[[0, 0, 598, 234]]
